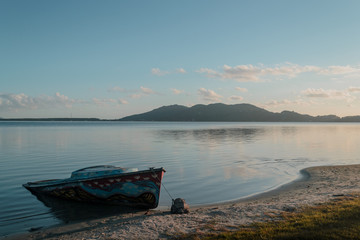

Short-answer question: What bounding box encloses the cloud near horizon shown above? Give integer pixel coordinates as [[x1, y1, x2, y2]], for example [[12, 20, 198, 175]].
[[235, 87, 248, 92], [297, 87, 360, 109], [171, 88, 184, 95], [92, 98, 128, 106], [198, 88, 223, 102], [228, 95, 244, 101], [263, 99, 308, 108], [348, 87, 360, 92], [197, 63, 360, 82], [108, 86, 158, 97], [0, 92, 77, 112], [265, 87, 360, 110], [302, 88, 352, 100], [176, 68, 186, 74], [130, 86, 158, 99], [140, 86, 155, 94], [317, 65, 360, 75], [0, 92, 130, 115]]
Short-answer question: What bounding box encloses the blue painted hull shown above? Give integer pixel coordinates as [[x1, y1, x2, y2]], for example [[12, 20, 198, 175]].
[[24, 167, 165, 209]]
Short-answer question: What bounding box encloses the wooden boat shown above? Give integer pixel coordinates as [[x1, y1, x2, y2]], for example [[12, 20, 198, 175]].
[[23, 166, 166, 209]]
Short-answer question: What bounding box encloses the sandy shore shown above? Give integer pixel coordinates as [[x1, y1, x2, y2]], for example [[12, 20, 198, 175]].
[[7, 164, 360, 240]]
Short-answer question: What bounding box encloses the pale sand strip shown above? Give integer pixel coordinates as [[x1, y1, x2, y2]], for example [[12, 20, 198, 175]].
[[8, 164, 360, 240]]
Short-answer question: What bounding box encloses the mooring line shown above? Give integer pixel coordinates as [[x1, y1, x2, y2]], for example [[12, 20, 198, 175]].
[[150, 167, 174, 202]]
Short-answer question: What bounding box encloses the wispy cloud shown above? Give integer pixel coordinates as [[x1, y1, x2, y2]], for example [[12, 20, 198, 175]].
[[264, 99, 298, 107], [171, 88, 184, 95], [92, 98, 116, 106], [221, 64, 263, 82], [140, 86, 155, 95], [318, 65, 360, 75], [151, 68, 169, 76], [228, 95, 244, 101], [198, 88, 223, 102], [264, 86, 360, 111], [196, 68, 222, 78], [130, 94, 143, 99], [130, 86, 158, 99], [0, 92, 130, 114], [176, 68, 187, 74], [118, 99, 129, 104], [348, 87, 360, 93], [301, 88, 356, 105], [197, 63, 360, 82], [108, 86, 127, 93], [92, 98, 128, 106], [109, 85, 161, 99], [302, 88, 350, 99], [235, 87, 248, 92], [53, 92, 76, 108], [0, 92, 77, 112], [151, 67, 187, 76], [197, 63, 318, 82], [0, 93, 36, 110]]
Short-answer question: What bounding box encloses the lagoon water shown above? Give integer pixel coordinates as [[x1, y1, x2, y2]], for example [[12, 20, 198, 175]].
[[1, 121, 360, 237]]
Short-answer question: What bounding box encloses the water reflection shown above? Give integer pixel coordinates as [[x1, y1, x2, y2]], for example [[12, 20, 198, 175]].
[[222, 166, 260, 180], [31, 193, 142, 224], [3, 122, 360, 237], [157, 127, 265, 143]]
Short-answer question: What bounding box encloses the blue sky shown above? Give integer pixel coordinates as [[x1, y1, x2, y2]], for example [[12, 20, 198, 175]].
[[1, 0, 360, 119]]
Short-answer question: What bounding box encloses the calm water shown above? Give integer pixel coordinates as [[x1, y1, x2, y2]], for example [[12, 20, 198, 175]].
[[1, 121, 360, 237]]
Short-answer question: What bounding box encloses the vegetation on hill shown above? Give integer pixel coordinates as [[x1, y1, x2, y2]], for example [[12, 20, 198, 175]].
[[1, 103, 359, 122], [119, 103, 359, 122]]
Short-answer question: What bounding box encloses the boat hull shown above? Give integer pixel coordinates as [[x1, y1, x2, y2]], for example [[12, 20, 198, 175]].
[[24, 168, 165, 209]]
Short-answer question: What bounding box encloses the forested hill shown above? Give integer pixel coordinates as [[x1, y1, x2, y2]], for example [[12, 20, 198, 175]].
[[119, 103, 360, 122], [2, 103, 359, 122]]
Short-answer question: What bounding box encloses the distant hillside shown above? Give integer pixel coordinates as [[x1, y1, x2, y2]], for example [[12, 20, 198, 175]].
[[119, 103, 359, 122], [2, 104, 359, 122]]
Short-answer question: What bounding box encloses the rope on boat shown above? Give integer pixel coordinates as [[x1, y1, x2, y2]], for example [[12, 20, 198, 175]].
[[150, 167, 190, 214], [150, 168, 174, 202], [160, 180, 174, 202]]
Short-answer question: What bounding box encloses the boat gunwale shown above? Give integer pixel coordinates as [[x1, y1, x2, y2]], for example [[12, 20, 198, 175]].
[[23, 167, 166, 189]]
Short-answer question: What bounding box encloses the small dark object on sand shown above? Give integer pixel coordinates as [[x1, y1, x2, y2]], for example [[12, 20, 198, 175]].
[[171, 198, 190, 214]]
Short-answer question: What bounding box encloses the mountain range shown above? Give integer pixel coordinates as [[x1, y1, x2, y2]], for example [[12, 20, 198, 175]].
[[119, 103, 360, 122]]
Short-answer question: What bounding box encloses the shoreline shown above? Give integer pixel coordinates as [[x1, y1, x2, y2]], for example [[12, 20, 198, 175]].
[[5, 164, 360, 240], [195, 168, 310, 210]]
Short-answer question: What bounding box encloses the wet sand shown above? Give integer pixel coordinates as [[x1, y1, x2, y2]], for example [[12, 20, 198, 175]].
[[7, 164, 360, 240]]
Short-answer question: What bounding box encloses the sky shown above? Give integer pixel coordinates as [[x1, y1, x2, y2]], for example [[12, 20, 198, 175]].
[[1, 0, 360, 119]]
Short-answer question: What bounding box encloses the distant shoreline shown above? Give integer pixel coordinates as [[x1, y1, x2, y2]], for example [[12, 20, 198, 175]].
[[0, 118, 104, 121], [3, 103, 360, 122], [1, 118, 360, 122]]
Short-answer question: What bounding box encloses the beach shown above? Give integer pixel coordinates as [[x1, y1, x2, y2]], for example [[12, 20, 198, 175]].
[[7, 164, 360, 240]]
